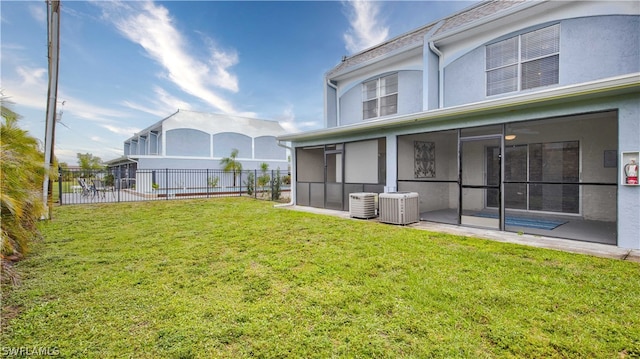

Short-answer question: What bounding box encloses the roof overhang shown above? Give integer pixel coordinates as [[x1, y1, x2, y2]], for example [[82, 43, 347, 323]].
[[105, 156, 138, 166], [278, 73, 640, 143], [329, 43, 425, 82]]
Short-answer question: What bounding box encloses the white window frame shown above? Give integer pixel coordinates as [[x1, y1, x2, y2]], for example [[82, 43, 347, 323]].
[[362, 73, 398, 120], [486, 24, 560, 96]]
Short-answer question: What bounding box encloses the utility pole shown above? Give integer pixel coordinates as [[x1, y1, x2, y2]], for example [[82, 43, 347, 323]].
[[42, 0, 61, 219]]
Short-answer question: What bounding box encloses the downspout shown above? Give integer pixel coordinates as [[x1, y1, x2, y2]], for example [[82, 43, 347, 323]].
[[274, 140, 294, 207], [429, 41, 444, 108], [327, 79, 338, 126]]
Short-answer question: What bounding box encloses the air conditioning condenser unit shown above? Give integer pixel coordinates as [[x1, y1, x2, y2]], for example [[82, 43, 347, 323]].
[[379, 192, 419, 225], [349, 192, 377, 219]]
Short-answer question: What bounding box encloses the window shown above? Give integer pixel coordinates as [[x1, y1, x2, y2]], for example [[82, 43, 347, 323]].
[[486, 25, 559, 96], [362, 73, 398, 119]]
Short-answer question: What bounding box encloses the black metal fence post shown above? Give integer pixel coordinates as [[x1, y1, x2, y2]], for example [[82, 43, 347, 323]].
[[58, 166, 63, 205], [270, 169, 274, 201], [165, 169, 169, 200], [116, 167, 121, 203]]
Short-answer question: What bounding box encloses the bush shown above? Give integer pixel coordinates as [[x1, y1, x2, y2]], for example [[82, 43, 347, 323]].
[[282, 174, 291, 185], [245, 172, 255, 196], [207, 176, 219, 188], [272, 168, 282, 201], [1, 103, 53, 284]]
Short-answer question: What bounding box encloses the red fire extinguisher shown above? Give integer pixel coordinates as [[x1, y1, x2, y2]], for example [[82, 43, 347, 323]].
[[625, 159, 638, 184]]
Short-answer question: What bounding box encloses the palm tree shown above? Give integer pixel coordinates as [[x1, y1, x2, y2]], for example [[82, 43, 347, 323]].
[[219, 148, 242, 187], [1, 99, 53, 284], [257, 162, 270, 196]]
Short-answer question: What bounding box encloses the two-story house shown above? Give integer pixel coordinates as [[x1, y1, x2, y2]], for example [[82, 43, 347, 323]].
[[278, 1, 640, 249]]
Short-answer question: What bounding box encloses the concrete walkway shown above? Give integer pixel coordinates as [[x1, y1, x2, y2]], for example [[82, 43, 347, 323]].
[[280, 205, 640, 263]]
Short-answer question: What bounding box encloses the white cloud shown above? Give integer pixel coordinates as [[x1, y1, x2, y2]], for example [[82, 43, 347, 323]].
[[208, 49, 239, 92], [123, 86, 192, 117], [343, 0, 389, 54], [28, 4, 47, 24], [122, 101, 167, 118], [99, 1, 242, 115], [276, 105, 298, 133], [5, 66, 48, 109], [100, 124, 141, 137], [153, 86, 192, 112], [90, 136, 108, 143], [17, 66, 47, 85], [62, 98, 128, 124], [5, 65, 129, 126], [275, 105, 320, 134]]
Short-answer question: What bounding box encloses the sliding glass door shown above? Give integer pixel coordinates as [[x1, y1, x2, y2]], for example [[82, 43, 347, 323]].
[[487, 141, 580, 214], [529, 141, 579, 213]]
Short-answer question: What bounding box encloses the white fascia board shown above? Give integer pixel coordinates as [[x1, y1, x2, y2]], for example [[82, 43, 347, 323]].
[[278, 73, 640, 142]]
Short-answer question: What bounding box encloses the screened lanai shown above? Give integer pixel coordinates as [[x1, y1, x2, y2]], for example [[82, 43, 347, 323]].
[[295, 139, 386, 211], [398, 111, 618, 245]]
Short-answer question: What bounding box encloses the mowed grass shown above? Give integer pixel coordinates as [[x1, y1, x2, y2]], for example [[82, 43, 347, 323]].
[[2, 198, 639, 358]]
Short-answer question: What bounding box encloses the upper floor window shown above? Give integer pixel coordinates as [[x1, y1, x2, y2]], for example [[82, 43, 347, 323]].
[[486, 24, 559, 96], [363, 73, 398, 119]]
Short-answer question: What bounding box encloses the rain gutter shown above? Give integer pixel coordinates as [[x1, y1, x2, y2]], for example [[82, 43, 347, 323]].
[[428, 41, 444, 108]]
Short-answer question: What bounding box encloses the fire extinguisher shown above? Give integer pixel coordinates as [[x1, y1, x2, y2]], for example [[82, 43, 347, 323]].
[[625, 158, 638, 184]]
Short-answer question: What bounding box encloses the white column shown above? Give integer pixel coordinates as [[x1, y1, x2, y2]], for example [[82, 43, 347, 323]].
[[618, 98, 640, 249], [385, 134, 397, 193]]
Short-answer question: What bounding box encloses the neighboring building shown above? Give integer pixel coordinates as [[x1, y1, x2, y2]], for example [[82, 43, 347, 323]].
[[107, 109, 289, 192], [278, 1, 640, 249], [108, 109, 289, 170]]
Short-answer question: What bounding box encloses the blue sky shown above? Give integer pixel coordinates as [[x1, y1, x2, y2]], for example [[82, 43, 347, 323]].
[[1, 0, 475, 164]]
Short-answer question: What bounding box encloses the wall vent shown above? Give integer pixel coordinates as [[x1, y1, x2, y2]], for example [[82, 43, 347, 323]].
[[349, 192, 377, 219], [379, 192, 419, 225]]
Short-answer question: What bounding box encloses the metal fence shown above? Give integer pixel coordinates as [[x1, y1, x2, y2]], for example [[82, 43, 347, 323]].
[[57, 168, 291, 205]]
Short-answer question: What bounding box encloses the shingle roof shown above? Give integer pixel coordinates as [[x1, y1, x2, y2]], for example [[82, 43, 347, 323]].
[[434, 0, 525, 36], [326, 24, 436, 77], [327, 0, 524, 78]]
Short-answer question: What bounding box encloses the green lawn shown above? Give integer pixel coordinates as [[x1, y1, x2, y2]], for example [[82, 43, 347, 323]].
[[2, 198, 639, 358]]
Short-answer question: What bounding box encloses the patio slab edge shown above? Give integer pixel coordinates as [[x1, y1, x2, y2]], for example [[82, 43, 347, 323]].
[[279, 205, 639, 263]]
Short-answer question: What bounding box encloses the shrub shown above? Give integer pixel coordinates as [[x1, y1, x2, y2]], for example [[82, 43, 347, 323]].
[[245, 172, 255, 196], [1, 102, 53, 284], [207, 176, 219, 188], [272, 168, 282, 201], [282, 174, 291, 185]]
